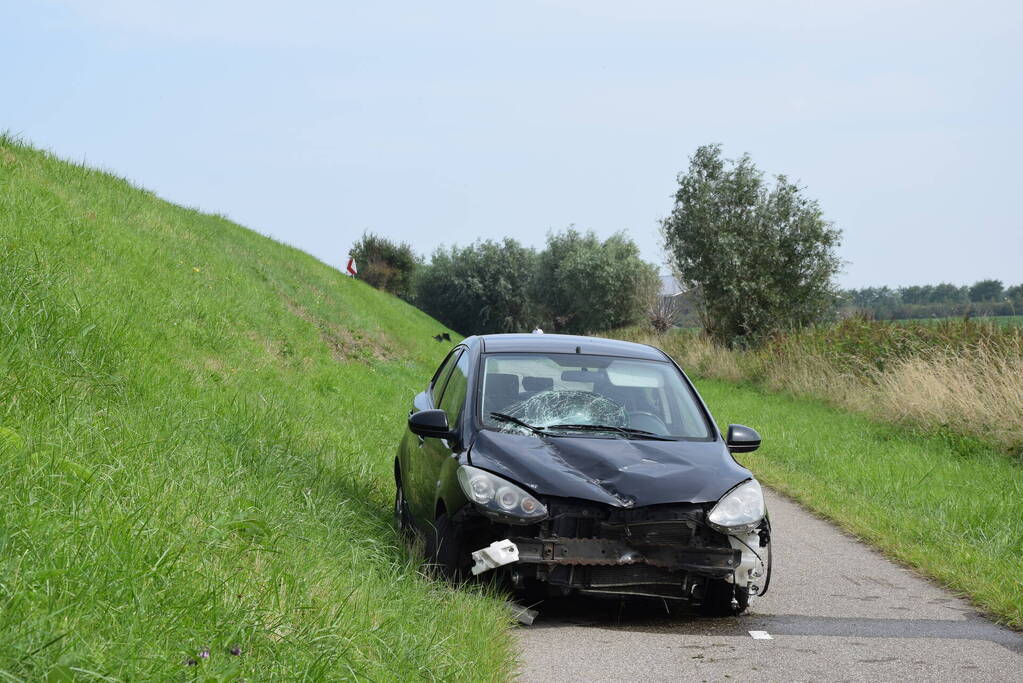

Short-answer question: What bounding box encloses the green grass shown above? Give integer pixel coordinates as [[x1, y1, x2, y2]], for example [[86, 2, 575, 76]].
[[0, 135, 514, 679], [699, 377, 1023, 629]]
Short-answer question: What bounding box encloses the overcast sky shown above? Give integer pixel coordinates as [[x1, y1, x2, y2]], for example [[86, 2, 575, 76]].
[[5, 1, 1021, 288]]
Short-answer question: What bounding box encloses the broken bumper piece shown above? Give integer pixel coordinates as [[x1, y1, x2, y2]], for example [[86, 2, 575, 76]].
[[471, 539, 520, 575]]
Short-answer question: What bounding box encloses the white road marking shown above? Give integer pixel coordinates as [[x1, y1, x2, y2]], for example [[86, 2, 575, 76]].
[[749, 630, 773, 640]]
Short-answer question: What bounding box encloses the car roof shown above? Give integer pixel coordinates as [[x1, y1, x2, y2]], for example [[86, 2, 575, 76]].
[[473, 333, 668, 361]]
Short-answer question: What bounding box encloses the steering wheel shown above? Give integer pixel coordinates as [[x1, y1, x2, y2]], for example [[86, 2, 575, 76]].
[[627, 411, 669, 435]]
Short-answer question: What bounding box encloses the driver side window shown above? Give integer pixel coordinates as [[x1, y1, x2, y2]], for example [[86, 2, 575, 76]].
[[438, 351, 470, 427], [430, 349, 462, 405]]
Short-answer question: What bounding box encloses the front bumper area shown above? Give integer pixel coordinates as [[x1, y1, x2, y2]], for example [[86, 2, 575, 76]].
[[459, 499, 751, 600]]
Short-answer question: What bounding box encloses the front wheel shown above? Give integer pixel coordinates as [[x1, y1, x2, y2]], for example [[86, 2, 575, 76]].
[[424, 513, 469, 581], [394, 479, 413, 540]]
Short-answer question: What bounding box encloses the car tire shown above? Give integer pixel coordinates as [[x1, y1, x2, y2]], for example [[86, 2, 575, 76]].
[[699, 579, 748, 616], [424, 513, 468, 581], [394, 479, 413, 540]]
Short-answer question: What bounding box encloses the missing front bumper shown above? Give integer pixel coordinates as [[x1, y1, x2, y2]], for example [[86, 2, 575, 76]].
[[512, 537, 741, 576]]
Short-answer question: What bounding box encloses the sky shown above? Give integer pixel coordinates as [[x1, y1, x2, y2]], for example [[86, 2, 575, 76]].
[[4, 0, 1021, 288]]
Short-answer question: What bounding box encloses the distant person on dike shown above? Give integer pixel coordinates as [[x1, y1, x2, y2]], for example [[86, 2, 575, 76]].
[[532, 325, 543, 334]]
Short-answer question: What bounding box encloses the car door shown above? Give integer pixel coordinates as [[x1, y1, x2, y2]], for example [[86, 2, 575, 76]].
[[406, 348, 462, 520], [418, 348, 470, 521]]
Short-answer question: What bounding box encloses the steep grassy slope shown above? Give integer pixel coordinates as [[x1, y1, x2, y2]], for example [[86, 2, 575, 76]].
[[0, 135, 513, 679]]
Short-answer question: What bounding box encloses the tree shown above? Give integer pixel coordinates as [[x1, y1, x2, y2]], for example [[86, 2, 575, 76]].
[[415, 239, 538, 335], [349, 232, 420, 301], [533, 228, 660, 334], [899, 285, 933, 306], [929, 283, 968, 304], [661, 145, 842, 346], [968, 279, 1004, 302], [1007, 284, 1023, 305]]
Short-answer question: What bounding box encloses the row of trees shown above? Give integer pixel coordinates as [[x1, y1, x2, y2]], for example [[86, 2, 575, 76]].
[[353, 144, 1011, 348], [350, 229, 660, 335], [839, 280, 1022, 320]]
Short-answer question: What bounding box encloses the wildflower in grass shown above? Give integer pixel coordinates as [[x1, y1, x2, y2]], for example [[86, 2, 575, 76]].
[[199, 647, 210, 659], [230, 646, 242, 656], [184, 658, 197, 667], [193, 266, 201, 272]]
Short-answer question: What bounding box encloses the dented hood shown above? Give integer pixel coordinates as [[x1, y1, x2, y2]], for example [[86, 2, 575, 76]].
[[467, 429, 752, 508]]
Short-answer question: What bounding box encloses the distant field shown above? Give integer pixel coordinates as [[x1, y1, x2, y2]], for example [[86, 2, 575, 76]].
[[0, 136, 513, 679], [893, 314, 1023, 328]]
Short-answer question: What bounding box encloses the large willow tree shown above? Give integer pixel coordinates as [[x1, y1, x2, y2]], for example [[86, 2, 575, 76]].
[[661, 145, 842, 347]]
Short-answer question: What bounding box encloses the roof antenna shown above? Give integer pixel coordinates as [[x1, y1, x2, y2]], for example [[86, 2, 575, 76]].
[[575, 345, 582, 354]]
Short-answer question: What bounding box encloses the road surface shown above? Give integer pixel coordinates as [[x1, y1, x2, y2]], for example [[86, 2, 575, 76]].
[[515, 489, 1023, 681]]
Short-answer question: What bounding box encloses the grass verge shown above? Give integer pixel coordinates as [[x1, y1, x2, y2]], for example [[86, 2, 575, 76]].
[[699, 377, 1023, 629], [0, 134, 514, 679]]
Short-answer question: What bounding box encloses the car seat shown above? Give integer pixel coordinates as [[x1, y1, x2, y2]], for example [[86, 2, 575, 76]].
[[484, 373, 521, 413]]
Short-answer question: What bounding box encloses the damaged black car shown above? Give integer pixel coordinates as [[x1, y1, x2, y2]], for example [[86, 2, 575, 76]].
[[394, 334, 770, 615]]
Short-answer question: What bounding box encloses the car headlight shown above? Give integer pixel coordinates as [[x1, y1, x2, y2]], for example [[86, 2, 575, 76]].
[[707, 479, 765, 534], [457, 465, 548, 523]]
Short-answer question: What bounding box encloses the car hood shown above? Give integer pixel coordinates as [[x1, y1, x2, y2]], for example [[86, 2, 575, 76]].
[[467, 429, 752, 507]]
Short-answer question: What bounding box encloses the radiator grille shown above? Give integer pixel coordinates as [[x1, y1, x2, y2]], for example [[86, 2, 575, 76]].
[[588, 564, 681, 587]]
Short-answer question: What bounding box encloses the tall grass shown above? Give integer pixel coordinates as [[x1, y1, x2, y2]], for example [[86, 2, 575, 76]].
[[0, 135, 514, 679], [622, 318, 1023, 455]]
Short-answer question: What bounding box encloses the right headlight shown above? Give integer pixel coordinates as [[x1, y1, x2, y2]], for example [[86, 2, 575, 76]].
[[457, 465, 548, 523], [707, 479, 765, 534]]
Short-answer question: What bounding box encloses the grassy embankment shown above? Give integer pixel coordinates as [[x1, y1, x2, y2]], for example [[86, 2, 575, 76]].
[[0, 135, 514, 679], [620, 322, 1023, 628]]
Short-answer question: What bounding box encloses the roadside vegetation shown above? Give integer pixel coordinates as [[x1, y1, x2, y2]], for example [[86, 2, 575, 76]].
[[622, 318, 1023, 456], [699, 376, 1023, 629], [0, 135, 514, 679]]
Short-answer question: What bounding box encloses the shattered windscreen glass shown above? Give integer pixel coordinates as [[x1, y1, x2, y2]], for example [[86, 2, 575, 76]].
[[480, 353, 712, 439]]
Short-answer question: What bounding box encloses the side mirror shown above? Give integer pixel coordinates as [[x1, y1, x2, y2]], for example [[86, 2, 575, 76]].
[[726, 424, 761, 454], [408, 409, 453, 439]]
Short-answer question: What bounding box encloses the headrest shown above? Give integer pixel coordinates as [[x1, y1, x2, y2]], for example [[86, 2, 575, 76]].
[[486, 373, 520, 394], [522, 376, 554, 392]]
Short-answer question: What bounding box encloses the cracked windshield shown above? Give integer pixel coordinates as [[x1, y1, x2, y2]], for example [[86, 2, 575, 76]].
[[481, 353, 711, 439]]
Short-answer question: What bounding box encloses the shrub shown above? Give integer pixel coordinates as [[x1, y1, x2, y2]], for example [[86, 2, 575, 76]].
[[349, 232, 420, 301]]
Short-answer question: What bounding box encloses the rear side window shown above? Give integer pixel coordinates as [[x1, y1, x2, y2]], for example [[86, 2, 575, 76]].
[[438, 351, 470, 427]]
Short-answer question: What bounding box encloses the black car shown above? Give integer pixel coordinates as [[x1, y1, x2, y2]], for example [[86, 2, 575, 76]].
[[395, 333, 770, 614]]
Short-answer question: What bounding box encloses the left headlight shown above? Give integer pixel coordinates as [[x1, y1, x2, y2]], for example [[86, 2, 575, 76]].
[[457, 465, 548, 523], [707, 479, 765, 534]]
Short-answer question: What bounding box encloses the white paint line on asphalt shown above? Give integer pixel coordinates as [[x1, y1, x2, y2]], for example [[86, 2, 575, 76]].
[[749, 631, 773, 640]]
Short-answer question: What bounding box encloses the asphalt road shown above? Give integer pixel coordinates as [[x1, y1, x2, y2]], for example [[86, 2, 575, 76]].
[[515, 489, 1023, 682]]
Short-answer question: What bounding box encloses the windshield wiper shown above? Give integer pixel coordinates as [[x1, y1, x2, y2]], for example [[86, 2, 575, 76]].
[[544, 424, 677, 441], [489, 412, 551, 436]]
